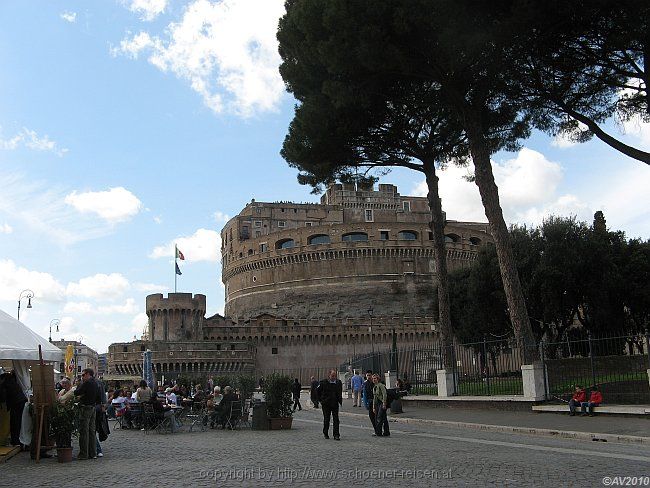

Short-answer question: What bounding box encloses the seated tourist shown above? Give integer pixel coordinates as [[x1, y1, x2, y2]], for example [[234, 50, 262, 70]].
[[151, 396, 180, 433], [213, 386, 223, 405], [213, 386, 239, 429], [165, 387, 177, 406], [57, 377, 76, 402], [136, 380, 152, 403], [568, 385, 586, 416], [581, 385, 603, 417]]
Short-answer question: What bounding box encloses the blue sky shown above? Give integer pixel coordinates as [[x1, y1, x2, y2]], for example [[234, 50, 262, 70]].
[[1, 1, 648, 354]]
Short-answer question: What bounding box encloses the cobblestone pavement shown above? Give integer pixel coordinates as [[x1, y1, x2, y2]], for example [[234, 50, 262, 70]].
[[1, 405, 649, 487]]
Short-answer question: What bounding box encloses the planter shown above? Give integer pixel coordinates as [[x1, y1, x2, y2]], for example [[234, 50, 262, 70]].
[[268, 417, 293, 430], [56, 447, 73, 463]]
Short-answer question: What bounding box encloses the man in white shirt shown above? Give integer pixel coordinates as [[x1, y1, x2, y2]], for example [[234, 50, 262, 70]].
[[165, 387, 177, 406]]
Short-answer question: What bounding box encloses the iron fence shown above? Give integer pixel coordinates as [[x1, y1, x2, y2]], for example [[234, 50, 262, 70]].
[[542, 331, 650, 404], [340, 330, 650, 403]]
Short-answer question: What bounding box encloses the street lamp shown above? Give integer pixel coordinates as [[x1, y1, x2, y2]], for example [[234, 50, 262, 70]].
[[49, 319, 60, 343], [368, 307, 376, 372], [17, 289, 34, 321]]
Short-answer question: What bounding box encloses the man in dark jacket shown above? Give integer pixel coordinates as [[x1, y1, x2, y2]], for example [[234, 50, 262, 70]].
[[0, 371, 27, 447], [292, 378, 302, 412], [310, 376, 319, 408], [318, 369, 342, 440], [74, 368, 102, 459], [363, 370, 376, 430]]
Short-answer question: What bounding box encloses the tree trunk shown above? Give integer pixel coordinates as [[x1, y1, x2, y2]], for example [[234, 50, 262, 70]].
[[422, 159, 454, 369], [465, 124, 539, 363]]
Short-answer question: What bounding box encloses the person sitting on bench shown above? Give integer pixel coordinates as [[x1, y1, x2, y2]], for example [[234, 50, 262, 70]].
[[581, 385, 603, 417], [568, 385, 586, 416]]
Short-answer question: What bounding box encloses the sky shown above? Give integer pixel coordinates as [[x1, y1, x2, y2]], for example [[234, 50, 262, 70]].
[[1, 0, 648, 355]]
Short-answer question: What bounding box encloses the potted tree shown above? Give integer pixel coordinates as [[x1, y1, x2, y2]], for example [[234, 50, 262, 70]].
[[263, 373, 293, 430], [49, 398, 77, 462]]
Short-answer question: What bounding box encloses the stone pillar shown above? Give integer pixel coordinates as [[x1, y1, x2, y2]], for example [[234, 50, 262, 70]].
[[521, 363, 546, 400], [384, 371, 397, 389], [436, 369, 456, 397], [647, 369, 650, 389]]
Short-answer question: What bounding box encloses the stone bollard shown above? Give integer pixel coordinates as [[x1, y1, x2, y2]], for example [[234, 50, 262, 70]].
[[436, 369, 457, 397], [521, 363, 546, 401]]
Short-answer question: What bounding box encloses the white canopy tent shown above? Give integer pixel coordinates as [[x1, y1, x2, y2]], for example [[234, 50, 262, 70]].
[[0, 309, 63, 394]]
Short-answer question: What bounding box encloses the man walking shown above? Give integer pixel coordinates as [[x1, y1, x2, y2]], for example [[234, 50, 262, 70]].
[[351, 371, 364, 407], [310, 376, 319, 408], [292, 378, 302, 412], [74, 368, 101, 460], [372, 374, 390, 437], [318, 369, 342, 440], [362, 370, 376, 431]]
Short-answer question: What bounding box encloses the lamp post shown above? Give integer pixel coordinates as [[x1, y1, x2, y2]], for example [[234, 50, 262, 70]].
[[368, 307, 375, 372], [17, 289, 34, 321], [49, 319, 60, 343]]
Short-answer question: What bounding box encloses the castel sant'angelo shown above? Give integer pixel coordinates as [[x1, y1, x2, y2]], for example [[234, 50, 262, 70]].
[[107, 182, 491, 383]]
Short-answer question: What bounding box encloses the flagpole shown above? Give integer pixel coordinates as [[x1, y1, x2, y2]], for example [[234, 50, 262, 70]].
[[174, 244, 177, 293]]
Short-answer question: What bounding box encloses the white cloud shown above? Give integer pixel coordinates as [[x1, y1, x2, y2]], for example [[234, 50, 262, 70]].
[[149, 228, 221, 262], [112, 0, 286, 117], [112, 31, 158, 58], [60, 11, 77, 23], [66, 273, 131, 299], [621, 117, 650, 150], [131, 312, 149, 336], [64, 187, 143, 223], [0, 223, 12, 234], [153, 215, 162, 224], [0, 127, 68, 157], [63, 298, 139, 315], [213, 210, 230, 223], [128, 0, 167, 21], [413, 148, 588, 226], [0, 172, 124, 246], [134, 282, 167, 292], [0, 259, 66, 302]]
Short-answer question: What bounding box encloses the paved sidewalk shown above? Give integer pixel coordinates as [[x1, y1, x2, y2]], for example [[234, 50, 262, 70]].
[[336, 397, 650, 443]]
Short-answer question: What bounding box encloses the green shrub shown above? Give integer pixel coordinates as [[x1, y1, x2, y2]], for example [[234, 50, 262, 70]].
[[264, 373, 293, 418]]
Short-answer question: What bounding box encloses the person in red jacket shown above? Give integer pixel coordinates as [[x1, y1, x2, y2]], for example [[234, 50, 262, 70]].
[[568, 385, 586, 416], [581, 385, 603, 416]]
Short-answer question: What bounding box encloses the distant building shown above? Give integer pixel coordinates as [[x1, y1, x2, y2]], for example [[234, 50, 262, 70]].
[[97, 353, 107, 379]]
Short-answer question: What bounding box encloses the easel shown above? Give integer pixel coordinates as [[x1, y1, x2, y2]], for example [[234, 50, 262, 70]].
[[32, 346, 55, 463]]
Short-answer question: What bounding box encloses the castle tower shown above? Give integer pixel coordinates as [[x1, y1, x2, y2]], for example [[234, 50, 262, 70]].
[[220, 182, 491, 319], [146, 293, 206, 342]]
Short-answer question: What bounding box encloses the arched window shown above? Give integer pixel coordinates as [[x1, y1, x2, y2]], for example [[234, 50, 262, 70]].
[[469, 237, 482, 246], [275, 238, 295, 250], [342, 232, 368, 242], [445, 233, 460, 243], [247, 249, 254, 256], [398, 230, 418, 240], [308, 234, 331, 245]]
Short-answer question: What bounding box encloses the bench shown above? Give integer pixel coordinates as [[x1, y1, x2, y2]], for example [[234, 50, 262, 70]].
[[532, 404, 650, 415]]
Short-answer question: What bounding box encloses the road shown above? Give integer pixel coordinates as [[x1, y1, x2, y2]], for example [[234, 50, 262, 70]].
[[1, 405, 648, 487]]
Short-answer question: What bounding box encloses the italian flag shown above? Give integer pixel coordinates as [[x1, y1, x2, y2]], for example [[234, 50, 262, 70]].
[[175, 245, 185, 260]]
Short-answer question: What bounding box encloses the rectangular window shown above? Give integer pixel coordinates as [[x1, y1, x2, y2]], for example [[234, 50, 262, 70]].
[[305, 221, 314, 227], [259, 243, 268, 252], [278, 221, 286, 228], [272, 347, 278, 355], [230, 344, 236, 350], [216, 344, 221, 350], [255, 207, 262, 214], [254, 220, 262, 228], [403, 201, 411, 212], [380, 231, 389, 240], [365, 209, 374, 222]]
